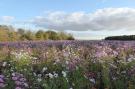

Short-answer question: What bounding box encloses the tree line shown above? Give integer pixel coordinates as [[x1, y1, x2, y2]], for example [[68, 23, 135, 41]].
[[105, 35, 135, 40], [0, 25, 74, 42]]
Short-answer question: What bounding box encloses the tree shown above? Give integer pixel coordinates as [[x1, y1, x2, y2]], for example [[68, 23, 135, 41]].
[[45, 30, 58, 40], [57, 32, 67, 40], [67, 34, 75, 40], [105, 35, 135, 40], [17, 28, 26, 41], [25, 30, 35, 40], [43, 32, 49, 40], [17, 28, 25, 35], [0, 25, 75, 41], [35, 30, 44, 40]]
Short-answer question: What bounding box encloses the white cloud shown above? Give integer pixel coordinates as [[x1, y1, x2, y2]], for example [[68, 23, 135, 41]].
[[31, 8, 135, 31], [1, 16, 15, 22]]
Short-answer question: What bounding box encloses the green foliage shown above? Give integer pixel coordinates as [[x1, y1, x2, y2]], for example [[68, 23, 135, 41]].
[[35, 30, 44, 40], [105, 35, 135, 40], [0, 25, 75, 41]]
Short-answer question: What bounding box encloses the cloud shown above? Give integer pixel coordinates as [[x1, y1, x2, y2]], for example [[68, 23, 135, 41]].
[[1, 16, 15, 22], [31, 8, 135, 31]]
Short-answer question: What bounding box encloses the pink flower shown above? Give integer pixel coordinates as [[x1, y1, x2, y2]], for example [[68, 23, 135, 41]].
[[15, 81, 22, 86], [19, 78, 26, 82], [0, 83, 5, 88], [0, 78, 4, 83], [0, 75, 4, 78], [12, 77, 18, 81], [15, 87, 22, 89]]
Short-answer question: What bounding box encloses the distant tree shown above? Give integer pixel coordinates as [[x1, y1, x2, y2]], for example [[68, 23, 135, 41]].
[[17, 28, 25, 35], [67, 34, 75, 40], [57, 32, 67, 40], [17, 28, 26, 41], [0, 25, 75, 41], [8, 32, 18, 41], [43, 32, 49, 40], [35, 30, 44, 40], [105, 35, 135, 40], [25, 30, 35, 40], [45, 30, 58, 40], [57, 32, 74, 40]]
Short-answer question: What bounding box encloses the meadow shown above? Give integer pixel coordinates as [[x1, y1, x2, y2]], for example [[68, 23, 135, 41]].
[[0, 40, 135, 89]]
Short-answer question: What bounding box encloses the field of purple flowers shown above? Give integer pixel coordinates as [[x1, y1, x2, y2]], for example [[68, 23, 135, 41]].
[[0, 40, 135, 89]]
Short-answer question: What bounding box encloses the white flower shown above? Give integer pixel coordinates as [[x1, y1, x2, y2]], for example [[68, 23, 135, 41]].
[[37, 78, 42, 82], [109, 63, 117, 68], [76, 66, 79, 70], [89, 78, 95, 84], [121, 71, 126, 74], [127, 58, 133, 62], [72, 83, 75, 86], [33, 57, 37, 60], [24, 68, 27, 71], [48, 73, 54, 78], [62, 71, 67, 77], [8, 63, 11, 66], [54, 73, 58, 78], [24, 83, 29, 87], [10, 69, 14, 72], [12, 73, 16, 76], [2, 62, 7, 67], [53, 62, 57, 65], [42, 67, 47, 72], [37, 74, 42, 77], [33, 72, 37, 76], [112, 77, 117, 80], [65, 61, 69, 65], [56, 59, 60, 62]]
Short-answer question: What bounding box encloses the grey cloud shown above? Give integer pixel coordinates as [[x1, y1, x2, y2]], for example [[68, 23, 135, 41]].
[[31, 8, 135, 31]]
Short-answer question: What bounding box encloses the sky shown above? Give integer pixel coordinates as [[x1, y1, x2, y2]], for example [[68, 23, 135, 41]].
[[1, 0, 135, 40]]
